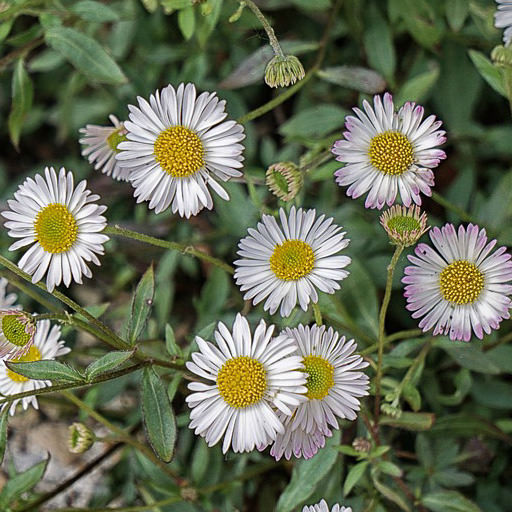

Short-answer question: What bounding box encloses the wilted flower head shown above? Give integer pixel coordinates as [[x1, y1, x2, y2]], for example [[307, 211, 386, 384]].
[[0, 310, 36, 359], [265, 55, 305, 88], [265, 162, 303, 201], [380, 205, 429, 247], [68, 422, 95, 453]]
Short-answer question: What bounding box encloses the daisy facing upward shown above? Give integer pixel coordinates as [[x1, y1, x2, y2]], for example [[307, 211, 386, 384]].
[[332, 93, 446, 209]]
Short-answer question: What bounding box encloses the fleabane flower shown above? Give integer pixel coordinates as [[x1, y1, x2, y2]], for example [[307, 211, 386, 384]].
[[331, 93, 446, 209], [0, 278, 18, 309], [185, 314, 307, 454], [403, 223, 512, 341], [0, 320, 70, 415], [2, 167, 109, 293], [79, 114, 130, 181], [380, 204, 429, 247], [0, 310, 36, 359], [303, 499, 352, 512], [495, 0, 512, 46], [116, 83, 245, 218], [234, 207, 351, 318]]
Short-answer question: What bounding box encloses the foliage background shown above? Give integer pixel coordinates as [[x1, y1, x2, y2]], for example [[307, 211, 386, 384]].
[[1, 0, 512, 511]]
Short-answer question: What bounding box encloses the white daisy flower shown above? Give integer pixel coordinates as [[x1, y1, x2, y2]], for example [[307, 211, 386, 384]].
[[0, 278, 18, 309], [0, 319, 70, 416], [185, 313, 307, 454], [0, 310, 36, 359], [303, 499, 352, 512], [277, 324, 369, 436], [331, 92, 446, 209], [2, 167, 109, 293], [234, 207, 351, 318], [495, 0, 512, 46], [403, 223, 512, 342], [79, 114, 130, 181], [116, 83, 245, 218]]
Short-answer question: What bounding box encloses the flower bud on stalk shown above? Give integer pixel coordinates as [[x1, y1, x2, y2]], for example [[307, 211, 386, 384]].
[[264, 55, 305, 88]]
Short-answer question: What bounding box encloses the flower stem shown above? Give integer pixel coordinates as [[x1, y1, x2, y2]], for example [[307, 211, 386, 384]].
[[374, 245, 404, 424], [242, 0, 284, 57], [105, 224, 234, 275], [431, 191, 474, 223]]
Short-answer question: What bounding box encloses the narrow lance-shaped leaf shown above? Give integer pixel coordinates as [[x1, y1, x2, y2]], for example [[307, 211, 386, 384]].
[[141, 367, 177, 462], [85, 350, 135, 381], [6, 360, 84, 383], [379, 412, 436, 431], [128, 264, 155, 344], [0, 409, 8, 465], [44, 27, 127, 85], [8, 58, 33, 149], [317, 66, 386, 94], [344, 461, 369, 496], [165, 324, 183, 357]]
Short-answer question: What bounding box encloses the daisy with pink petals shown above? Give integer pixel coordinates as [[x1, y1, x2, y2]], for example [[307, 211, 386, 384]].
[[331, 93, 446, 209], [403, 224, 512, 342]]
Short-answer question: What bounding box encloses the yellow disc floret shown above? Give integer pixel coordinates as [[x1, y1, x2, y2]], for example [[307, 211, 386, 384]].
[[439, 260, 484, 305], [34, 203, 78, 254], [6, 345, 42, 383], [303, 355, 334, 400], [269, 240, 315, 281], [217, 356, 267, 408], [2, 314, 31, 347], [153, 126, 205, 177], [368, 131, 414, 176]]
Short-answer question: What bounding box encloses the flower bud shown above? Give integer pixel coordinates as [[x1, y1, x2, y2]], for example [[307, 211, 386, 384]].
[[264, 55, 305, 88], [491, 45, 512, 68], [352, 437, 371, 453], [380, 205, 428, 247], [0, 310, 36, 360], [265, 162, 303, 201], [68, 423, 95, 454]]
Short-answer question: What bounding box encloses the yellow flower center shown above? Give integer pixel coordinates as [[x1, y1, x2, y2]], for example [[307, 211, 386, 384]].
[[6, 345, 42, 383], [153, 125, 205, 178], [34, 203, 78, 254], [217, 356, 267, 408], [387, 215, 421, 234], [107, 128, 128, 153], [439, 260, 484, 305], [303, 355, 334, 400], [2, 314, 31, 347], [368, 131, 414, 176], [269, 240, 315, 281]]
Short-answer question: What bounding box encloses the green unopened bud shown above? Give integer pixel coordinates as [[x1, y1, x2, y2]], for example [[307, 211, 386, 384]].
[[264, 55, 305, 88], [352, 437, 371, 453], [265, 162, 303, 201], [68, 423, 95, 454], [381, 403, 402, 419], [380, 205, 428, 247], [491, 45, 512, 68], [0, 309, 36, 360]]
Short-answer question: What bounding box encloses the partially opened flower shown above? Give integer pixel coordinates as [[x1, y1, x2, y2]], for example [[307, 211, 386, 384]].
[[2, 167, 109, 292], [79, 114, 130, 181], [116, 83, 245, 218], [0, 278, 18, 310], [185, 314, 307, 453], [332, 93, 446, 209], [303, 499, 352, 512], [234, 207, 351, 317], [403, 223, 512, 341], [495, 0, 512, 46], [380, 204, 429, 247], [0, 320, 70, 415], [0, 310, 36, 359], [265, 161, 303, 201]]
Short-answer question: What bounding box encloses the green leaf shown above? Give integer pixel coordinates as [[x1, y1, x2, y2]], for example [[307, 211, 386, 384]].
[[141, 367, 177, 462], [375, 460, 403, 477], [380, 412, 435, 431], [317, 66, 386, 94], [45, 27, 127, 85], [402, 382, 421, 411], [191, 438, 210, 484], [0, 409, 8, 465], [280, 104, 347, 140], [437, 369, 472, 406], [343, 461, 368, 496], [128, 265, 155, 344], [165, 324, 183, 357], [395, 65, 440, 106], [141, 0, 159, 12], [468, 50, 506, 97], [71, 1, 120, 22], [372, 475, 411, 512], [85, 350, 135, 381], [6, 360, 84, 383], [276, 431, 340, 512], [0, 458, 49, 508], [422, 490, 482, 512], [8, 58, 33, 149], [446, 0, 469, 31], [178, 6, 196, 40], [197, 0, 223, 48]]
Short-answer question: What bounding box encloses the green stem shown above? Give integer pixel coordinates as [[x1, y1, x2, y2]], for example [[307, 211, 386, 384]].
[[374, 245, 404, 423], [385, 328, 423, 344], [105, 225, 234, 275], [312, 302, 323, 326], [431, 192, 474, 223], [242, 0, 284, 57], [61, 390, 179, 481]]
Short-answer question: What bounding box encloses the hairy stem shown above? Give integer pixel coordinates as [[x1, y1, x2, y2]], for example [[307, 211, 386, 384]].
[[242, 0, 284, 57]]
